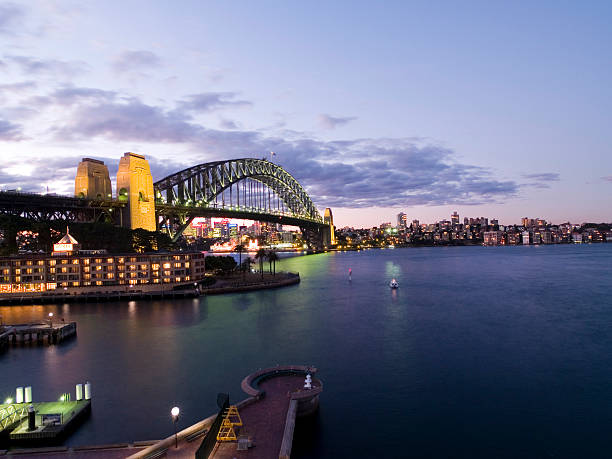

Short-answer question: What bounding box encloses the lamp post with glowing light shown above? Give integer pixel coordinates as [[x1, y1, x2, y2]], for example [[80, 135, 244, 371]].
[[48, 312, 53, 328], [171, 406, 180, 448]]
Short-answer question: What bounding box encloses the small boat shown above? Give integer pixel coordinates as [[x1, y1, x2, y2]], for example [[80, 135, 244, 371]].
[[389, 278, 399, 289]]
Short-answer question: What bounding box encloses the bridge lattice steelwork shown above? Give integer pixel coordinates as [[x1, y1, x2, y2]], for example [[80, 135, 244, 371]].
[[154, 158, 326, 239], [154, 158, 322, 222]]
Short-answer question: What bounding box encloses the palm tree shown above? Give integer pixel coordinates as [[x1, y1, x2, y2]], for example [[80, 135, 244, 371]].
[[243, 257, 253, 276], [255, 248, 267, 279], [267, 250, 279, 276], [235, 244, 246, 280]]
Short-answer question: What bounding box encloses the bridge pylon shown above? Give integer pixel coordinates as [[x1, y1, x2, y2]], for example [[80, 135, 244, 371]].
[[116, 152, 156, 231]]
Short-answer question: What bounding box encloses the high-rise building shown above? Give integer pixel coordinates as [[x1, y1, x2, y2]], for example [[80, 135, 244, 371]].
[[397, 212, 407, 228], [522, 231, 530, 245], [451, 211, 459, 226], [521, 217, 530, 227], [483, 231, 504, 246]]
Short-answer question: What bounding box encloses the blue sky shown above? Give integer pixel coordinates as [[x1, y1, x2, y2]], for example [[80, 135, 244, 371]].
[[0, 0, 610, 227]]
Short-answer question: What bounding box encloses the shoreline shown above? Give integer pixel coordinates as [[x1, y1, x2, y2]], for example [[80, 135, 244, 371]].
[[0, 272, 300, 305]]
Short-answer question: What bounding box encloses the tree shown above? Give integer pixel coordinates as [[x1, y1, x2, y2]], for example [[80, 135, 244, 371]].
[[242, 257, 253, 276], [204, 256, 236, 274], [235, 244, 246, 280], [267, 250, 279, 276], [255, 248, 267, 279]]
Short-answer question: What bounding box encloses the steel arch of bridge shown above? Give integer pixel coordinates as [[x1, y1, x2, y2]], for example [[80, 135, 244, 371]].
[[154, 158, 323, 224]]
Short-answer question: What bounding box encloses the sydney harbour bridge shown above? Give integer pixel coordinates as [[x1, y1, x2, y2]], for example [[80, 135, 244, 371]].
[[0, 153, 335, 249]]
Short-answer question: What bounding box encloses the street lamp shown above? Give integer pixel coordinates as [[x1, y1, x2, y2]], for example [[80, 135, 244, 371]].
[[171, 406, 180, 448], [48, 312, 53, 328]]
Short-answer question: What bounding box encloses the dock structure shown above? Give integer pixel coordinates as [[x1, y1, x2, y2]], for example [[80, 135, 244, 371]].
[[129, 365, 322, 459], [0, 399, 91, 447], [0, 322, 76, 352]]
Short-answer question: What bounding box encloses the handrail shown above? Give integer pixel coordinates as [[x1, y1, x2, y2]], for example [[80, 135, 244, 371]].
[[0, 404, 27, 429]]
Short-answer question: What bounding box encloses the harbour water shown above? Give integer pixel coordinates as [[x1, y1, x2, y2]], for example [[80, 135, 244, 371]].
[[1, 245, 611, 458]]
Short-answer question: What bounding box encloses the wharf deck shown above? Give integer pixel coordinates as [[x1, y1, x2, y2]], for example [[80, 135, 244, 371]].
[[0, 322, 76, 352]]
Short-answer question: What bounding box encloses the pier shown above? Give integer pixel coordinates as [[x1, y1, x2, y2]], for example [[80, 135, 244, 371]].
[[0, 322, 76, 353], [130, 365, 322, 459]]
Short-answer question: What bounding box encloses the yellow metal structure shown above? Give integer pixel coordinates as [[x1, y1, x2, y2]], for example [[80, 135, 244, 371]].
[[225, 405, 243, 426], [116, 152, 156, 231], [217, 417, 237, 441]]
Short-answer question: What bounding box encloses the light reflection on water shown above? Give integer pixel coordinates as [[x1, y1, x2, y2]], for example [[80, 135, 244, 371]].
[[1, 245, 612, 459]]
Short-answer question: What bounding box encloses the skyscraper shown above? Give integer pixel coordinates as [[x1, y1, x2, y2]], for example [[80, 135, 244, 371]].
[[451, 211, 459, 227], [397, 212, 407, 228]]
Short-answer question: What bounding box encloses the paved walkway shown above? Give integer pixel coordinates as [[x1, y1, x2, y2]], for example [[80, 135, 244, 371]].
[[211, 375, 314, 459]]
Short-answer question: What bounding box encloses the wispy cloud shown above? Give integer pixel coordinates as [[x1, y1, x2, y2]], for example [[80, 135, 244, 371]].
[[0, 2, 24, 35], [0, 80, 37, 93], [523, 172, 560, 181], [317, 113, 357, 130], [522, 172, 560, 189], [0, 119, 25, 141], [602, 176, 612, 182], [4, 55, 88, 77], [112, 50, 162, 74], [177, 92, 252, 113]]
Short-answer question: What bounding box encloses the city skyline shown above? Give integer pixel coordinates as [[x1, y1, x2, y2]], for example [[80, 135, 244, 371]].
[[0, 1, 611, 227]]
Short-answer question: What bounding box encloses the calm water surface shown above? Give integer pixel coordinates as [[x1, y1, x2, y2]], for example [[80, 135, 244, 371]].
[[2, 245, 611, 458]]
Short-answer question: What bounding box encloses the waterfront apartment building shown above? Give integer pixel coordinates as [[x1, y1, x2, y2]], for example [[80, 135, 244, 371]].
[[0, 252, 206, 294], [0, 232, 206, 295], [483, 231, 505, 246]]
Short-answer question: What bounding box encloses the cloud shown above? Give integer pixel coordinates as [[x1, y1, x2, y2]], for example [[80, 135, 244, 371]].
[[219, 118, 239, 130], [21, 88, 518, 209], [0, 2, 24, 35], [522, 172, 560, 189], [4, 55, 88, 77], [317, 114, 357, 130], [0, 119, 25, 141], [52, 98, 202, 143], [0, 155, 84, 191], [177, 92, 252, 113], [0, 80, 37, 93], [522, 172, 560, 181], [602, 176, 612, 182], [50, 85, 117, 105], [112, 50, 162, 74]]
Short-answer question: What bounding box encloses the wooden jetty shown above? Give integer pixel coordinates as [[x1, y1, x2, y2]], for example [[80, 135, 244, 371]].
[[0, 322, 76, 352]]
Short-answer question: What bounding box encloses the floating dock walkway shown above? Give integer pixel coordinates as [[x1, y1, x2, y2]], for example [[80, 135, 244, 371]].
[[0, 384, 92, 448]]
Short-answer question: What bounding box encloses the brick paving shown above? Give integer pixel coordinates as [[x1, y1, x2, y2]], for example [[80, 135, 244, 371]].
[[211, 375, 314, 459]]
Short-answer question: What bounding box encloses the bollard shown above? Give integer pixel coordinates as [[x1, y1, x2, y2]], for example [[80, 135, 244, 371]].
[[28, 405, 35, 431], [76, 384, 83, 401], [25, 386, 32, 403], [16, 387, 24, 404], [84, 382, 91, 400]]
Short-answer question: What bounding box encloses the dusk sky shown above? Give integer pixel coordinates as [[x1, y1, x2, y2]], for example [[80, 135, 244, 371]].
[[0, 1, 610, 227]]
